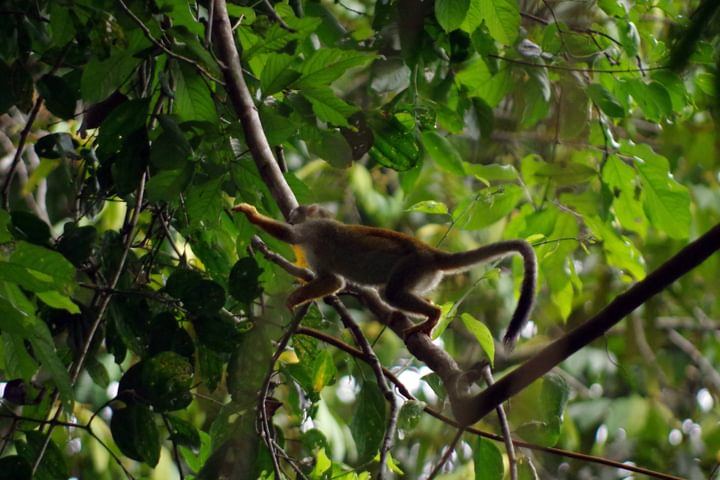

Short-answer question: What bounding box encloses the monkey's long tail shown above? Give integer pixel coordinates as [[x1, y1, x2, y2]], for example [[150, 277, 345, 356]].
[[436, 240, 537, 350]]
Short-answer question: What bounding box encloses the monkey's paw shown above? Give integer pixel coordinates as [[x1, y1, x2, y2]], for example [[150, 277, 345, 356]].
[[402, 321, 434, 339], [232, 203, 258, 216]]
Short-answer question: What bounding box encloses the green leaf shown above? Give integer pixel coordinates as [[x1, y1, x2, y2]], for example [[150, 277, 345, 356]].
[[96, 98, 150, 159], [602, 155, 647, 238], [473, 437, 503, 480], [585, 216, 646, 280], [81, 53, 140, 103], [148, 312, 195, 359], [622, 79, 672, 121], [173, 62, 218, 124], [36, 75, 77, 119], [306, 129, 354, 168], [10, 211, 51, 245], [310, 447, 332, 478], [453, 184, 523, 230], [260, 53, 300, 96], [350, 381, 386, 462], [17, 431, 68, 480], [145, 164, 194, 203], [167, 415, 201, 449], [435, 0, 470, 32], [421, 131, 465, 175], [228, 257, 263, 304], [406, 200, 449, 215], [300, 85, 358, 127], [140, 351, 194, 411], [150, 117, 193, 170], [456, 57, 492, 94], [460, 313, 495, 366], [194, 313, 250, 353], [111, 401, 161, 466], [475, 0, 519, 45], [294, 49, 375, 88], [464, 163, 519, 184], [397, 400, 425, 434], [186, 177, 225, 226], [620, 143, 690, 239], [0, 455, 32, 480], [368, 115, 420, 171], [57, 223, 97, 267], [511, 374, 569, 446], [0, 209, 12, 243], [586, 83, 625, 117], [311, 350, 337, 392], [0, 241, 75, 293], [36, 291, 80, 314]]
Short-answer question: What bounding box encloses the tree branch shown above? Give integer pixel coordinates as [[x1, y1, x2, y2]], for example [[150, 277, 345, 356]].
[[210, 0, 297, 217]]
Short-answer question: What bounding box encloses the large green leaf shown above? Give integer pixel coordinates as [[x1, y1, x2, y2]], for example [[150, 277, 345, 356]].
[[80, 54, 140, 103], [173, 62, 218, 124], [621, 142, 690, 239], [435, 0, 470, 32], [421, 131, 465, 175], [474, 0, 520, 44], [453, 184, 523, 230], [0, 241, 75, 293], [260, 53, 300, 96], [299, 85, 358, 127], [294, 48, 375, 88]]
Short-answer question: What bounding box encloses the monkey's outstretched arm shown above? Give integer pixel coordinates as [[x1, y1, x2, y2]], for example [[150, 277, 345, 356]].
[[233, 203, 300, 244]]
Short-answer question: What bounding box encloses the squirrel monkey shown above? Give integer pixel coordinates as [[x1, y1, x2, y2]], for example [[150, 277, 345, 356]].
[[233, 203, 537, 348]]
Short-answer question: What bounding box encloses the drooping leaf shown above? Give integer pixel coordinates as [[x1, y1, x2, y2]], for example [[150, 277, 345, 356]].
[[472, 437, 504, 480], [586, 83, 625, 117], [110, 401, 161, 466], [461, 313, 495, 366], [350, 380, 386, 462]]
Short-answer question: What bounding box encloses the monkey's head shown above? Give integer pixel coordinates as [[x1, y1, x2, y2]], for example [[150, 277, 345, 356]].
[[288, 204, 334, 224]]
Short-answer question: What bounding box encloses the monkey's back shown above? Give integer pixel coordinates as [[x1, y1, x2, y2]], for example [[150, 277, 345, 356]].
[[295, 219, 438, 286]]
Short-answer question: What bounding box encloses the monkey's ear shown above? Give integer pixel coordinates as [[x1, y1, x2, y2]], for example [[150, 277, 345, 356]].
[[306, 204, 333, 218]]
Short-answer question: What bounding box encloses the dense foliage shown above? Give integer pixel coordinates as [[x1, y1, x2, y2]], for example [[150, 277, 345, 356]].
[[0, 0, 718, 478]]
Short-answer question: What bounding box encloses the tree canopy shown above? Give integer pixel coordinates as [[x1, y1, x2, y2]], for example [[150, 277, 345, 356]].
[[0, 0, 718, 479]]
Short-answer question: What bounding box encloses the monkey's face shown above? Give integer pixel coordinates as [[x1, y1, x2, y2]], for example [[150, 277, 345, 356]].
[[288, 204, 333, 224]]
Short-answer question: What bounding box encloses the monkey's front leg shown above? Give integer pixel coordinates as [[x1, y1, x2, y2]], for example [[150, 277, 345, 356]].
[[287, 274, 345, 310]]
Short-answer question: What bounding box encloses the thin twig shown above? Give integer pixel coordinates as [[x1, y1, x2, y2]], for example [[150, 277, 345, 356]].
[[426, 428, 464, 479], [326, 296, 398, 480], [481, 366, 517, 480], [162, 414, 186, 480], [257, 303, 310, 479], [116, 0, 224, 85]]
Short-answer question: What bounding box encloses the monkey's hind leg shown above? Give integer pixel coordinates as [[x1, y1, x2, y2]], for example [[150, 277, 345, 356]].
[[383, 262, 442, 337], [286, 274, 345, 310]]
